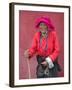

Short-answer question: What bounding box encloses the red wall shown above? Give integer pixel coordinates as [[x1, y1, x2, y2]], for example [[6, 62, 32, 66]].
[[19, 10, 64, 79]]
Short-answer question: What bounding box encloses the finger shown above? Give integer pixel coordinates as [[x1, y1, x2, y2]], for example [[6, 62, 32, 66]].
[[41, 62, 45, 64]]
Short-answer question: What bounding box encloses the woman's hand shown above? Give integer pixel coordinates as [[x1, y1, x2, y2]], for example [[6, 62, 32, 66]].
[[24, 49, 30, 58], [41, 61, 48, 66]]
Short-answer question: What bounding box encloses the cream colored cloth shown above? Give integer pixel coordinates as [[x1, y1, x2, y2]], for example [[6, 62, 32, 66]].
[[45, 57, 54, 69]]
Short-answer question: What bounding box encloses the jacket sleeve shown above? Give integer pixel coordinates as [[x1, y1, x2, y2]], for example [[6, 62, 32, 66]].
[[49, 32, 60, 62], [28, 33, 38, 58]]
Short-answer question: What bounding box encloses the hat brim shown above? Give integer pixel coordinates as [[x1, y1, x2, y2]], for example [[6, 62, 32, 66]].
[[35, 18, 55, 30]]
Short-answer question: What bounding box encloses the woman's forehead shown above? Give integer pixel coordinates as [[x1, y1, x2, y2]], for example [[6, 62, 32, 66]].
[[39, 22, 47, 26]]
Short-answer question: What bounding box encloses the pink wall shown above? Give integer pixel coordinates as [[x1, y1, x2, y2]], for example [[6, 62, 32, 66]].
[[19, 10, 64, 79]]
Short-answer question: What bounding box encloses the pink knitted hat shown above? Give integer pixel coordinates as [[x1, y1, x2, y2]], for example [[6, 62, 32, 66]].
[[35, 17, 54, 30]]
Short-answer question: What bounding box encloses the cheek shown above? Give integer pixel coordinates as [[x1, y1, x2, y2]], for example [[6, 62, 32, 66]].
[[39, 26, 43, 29], [39, 26, 46, 30], [39, 29, 45, 33], [40, 26, 48, 30], [38, 27, 44, 32]]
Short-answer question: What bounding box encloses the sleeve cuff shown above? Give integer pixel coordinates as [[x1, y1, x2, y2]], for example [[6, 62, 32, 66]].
[[45, 57, 52, 63]]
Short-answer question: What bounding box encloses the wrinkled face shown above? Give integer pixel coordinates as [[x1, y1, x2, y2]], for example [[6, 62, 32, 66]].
[[39, 22, 48, 35]]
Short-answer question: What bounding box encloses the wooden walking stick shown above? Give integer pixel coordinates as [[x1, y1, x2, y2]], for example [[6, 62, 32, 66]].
[[24, 49, 31, 79], [26, 58, 31, 79]]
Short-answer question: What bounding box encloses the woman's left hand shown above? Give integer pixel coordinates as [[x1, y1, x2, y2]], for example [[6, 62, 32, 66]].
[[41, 61, 48, 66]]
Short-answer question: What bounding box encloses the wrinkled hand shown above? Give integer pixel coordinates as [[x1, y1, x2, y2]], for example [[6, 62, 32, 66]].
[[24, 49, 30, 58], [41, 61, 48, 66]]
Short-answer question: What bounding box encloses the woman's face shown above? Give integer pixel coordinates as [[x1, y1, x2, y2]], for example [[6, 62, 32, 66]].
[[39, 22, 48, 35]]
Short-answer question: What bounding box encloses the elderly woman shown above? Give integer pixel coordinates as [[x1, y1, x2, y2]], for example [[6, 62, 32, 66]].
[[24, 17, 61, 78]]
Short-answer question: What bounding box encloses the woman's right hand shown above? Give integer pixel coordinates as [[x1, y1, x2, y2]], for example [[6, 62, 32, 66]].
[[24, 49, 30, 58]]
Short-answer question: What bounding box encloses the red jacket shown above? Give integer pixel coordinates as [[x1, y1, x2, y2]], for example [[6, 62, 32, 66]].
[[29, 31, 60, 62]]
